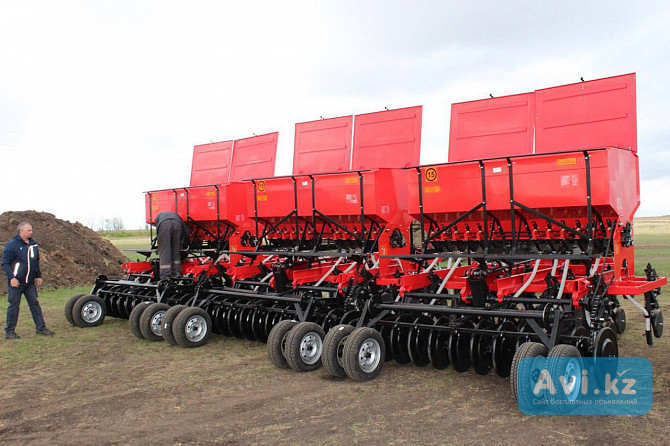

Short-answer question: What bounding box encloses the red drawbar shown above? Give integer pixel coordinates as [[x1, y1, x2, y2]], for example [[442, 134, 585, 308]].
[[352, 106, 422, 169], [293, 116, 353, 174], [190, 140, 233, 186]]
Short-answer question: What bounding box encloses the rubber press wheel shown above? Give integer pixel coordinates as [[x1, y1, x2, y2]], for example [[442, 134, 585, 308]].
[[342, 327, 386, 381], [322, 324, 355, 377], [173, 307, 212, 348], [64, 294, 85, 327], [547, 344, 582, 413], [72, 295, 107, 328], [129, 301, 153, 339], [510, 341, 548, 404], [162, 305, 187, 345], [267, 320, 299, 369], [139, 303, 170, 342], [612, 307, 627, 334], [284, 322, 326, 372], [651, 310, 664, 338]]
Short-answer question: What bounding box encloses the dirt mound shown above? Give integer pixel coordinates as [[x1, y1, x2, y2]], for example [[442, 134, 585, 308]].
[[0, 211, 127, 293]]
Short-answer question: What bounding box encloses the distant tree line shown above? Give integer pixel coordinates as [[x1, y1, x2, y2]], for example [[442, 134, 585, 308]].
[[86, 217, 125, 232]]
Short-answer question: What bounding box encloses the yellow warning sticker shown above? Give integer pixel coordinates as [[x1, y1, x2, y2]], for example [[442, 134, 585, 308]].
[[556, 157, 577, 166], [424, 186, 441, 194], [344, 177, 359, 184], [206, 191, 216, 197], [257, 195, 268, 201]]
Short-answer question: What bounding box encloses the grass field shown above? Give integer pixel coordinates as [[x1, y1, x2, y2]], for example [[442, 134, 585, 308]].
[[0, 220, 668, 445], [103, 231, 153, 262]]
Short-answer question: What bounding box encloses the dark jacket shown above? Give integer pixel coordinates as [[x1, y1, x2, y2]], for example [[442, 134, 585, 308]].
[[155, 212, 190, 248], [2, 235, 42, 285]]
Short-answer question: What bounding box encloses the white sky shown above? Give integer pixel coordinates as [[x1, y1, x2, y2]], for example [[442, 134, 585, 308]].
[[1, 1, 669, 228]]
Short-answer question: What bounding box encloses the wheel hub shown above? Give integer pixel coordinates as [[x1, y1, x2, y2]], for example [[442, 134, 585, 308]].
[[300, 332, 323, 365], [82, 302, 102, 323], [358, 338, 381, 373], [151, 311, 166, 336], [561, 358, 582, 401], [186, 315, 207, 342]]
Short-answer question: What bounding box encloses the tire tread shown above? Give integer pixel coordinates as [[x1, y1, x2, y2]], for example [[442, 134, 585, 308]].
[[267, 320, 297, 369], [285, 322, 325, 372], [72, 295, 107, 328], [173, 307, 211, 348], [322, 324, 355, 378]]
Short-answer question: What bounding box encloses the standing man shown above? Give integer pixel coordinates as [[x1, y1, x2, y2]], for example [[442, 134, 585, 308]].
[[2, 222, 54, 339], [155, 211, 190, 280]]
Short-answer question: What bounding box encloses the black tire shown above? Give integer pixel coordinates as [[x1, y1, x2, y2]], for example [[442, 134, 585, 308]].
[[72, 295, 107, 328], [173, 307, 212, 348], [267, 320, 298, 369], [510, 341, 548, 404], [323, 324, 356, 377], [612, 307, 626, 334], [139, 303, 170, 342], [343, 327, 385, 381], [64, 294, 85, 327], [162, 305, 187, 345], [651, 309, 663, 338], [129, 301, 153, 339], [547, 344, 582, 413], [284, 322, 325, 372]]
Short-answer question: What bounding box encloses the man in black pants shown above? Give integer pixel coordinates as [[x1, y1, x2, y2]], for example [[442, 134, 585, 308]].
[[2, 222, 54, 339], [154, 212, 189, 280]]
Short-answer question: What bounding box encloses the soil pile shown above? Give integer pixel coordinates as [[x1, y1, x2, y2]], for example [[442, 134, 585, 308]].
[[0, 211, 127, 293]]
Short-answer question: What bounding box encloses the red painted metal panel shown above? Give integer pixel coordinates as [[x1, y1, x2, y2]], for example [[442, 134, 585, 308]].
[[252, 176, 309, 220], [448, 93, 534, 162], [145, 189, 187, 224], [190, 140, 233, 186], [535, 73, 637, 153], [408, 147, 638, 226], [293, 116, 353, 174], [352, 106, 422, 169], [146, 182, 251, 230], [185, 182, 250, 225], [252, 169, 408, 224], [230, 132, 278, 182]]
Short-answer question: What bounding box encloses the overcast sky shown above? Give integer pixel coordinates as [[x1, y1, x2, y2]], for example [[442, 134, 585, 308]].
[[1, 1, 669, 228]]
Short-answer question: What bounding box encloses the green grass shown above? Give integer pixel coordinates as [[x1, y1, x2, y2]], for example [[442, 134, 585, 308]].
[[634, 234, 670, 295], [0, 285, 91, 368], [98, 229, 151, 238], [105, 234, 153, 261]]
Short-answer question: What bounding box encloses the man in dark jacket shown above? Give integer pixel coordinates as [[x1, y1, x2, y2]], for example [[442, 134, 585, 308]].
[[2, 222, 54, 339], [155, 212, 190, 280]]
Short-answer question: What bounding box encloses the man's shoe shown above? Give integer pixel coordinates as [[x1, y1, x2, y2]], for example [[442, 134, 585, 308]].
[[36, 328, 54, 336], [5, 332, 20, 339]]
